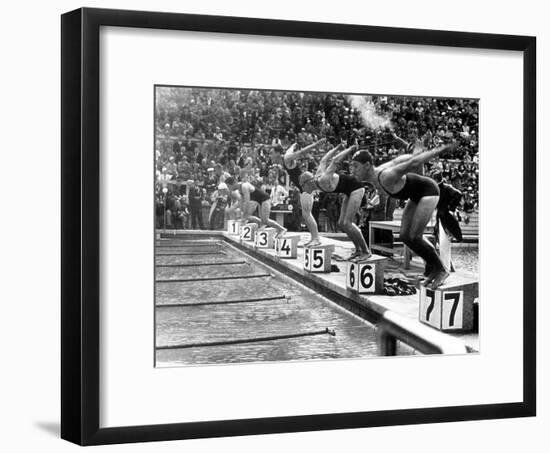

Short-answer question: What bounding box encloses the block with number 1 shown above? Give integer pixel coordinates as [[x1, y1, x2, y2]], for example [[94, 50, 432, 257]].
[[419, 275, 478, 332], [227, 219, 242, 236]]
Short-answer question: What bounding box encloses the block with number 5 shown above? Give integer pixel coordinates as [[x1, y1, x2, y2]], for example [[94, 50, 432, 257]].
[[303, 244, 334, 273], [419, 275, 478, 332]]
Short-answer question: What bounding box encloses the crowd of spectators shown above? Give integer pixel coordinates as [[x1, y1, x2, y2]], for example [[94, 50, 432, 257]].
[[155, 87, 479, 230]]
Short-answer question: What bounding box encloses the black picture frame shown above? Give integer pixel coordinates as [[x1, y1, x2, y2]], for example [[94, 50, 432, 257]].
[[61, 7, 536, 446]]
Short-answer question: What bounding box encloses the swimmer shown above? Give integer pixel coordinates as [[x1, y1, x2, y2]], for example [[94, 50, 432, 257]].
[[349, 142, 458, 289], [223, 177, 287, 238], [270, 138, 326, 247], [299, 143, 371, 262]]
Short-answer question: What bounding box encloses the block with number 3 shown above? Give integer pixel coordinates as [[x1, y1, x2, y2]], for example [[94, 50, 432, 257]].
[[255, 228, 276, 249]]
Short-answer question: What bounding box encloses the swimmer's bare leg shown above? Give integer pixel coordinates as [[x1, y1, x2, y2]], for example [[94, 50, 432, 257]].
[[259, 200, 286, 237], [338, 190, 371, 261], [300, 192, 321, 247]]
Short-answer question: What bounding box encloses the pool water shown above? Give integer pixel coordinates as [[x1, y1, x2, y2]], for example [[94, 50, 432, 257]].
[[155, 238, 412, 367]]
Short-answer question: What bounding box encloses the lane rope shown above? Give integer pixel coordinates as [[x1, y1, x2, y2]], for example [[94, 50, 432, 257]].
[[155, 273, 272, 283], [156, 295, 288, 308], [156, 328, 336, 350]]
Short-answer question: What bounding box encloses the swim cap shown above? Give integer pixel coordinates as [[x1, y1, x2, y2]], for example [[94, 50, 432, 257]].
[[351, 150, 373, 164], [299, 171, 315, 187]]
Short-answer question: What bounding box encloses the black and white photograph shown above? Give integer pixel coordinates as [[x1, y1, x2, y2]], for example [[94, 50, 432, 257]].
[[154, 86, 480, 367]]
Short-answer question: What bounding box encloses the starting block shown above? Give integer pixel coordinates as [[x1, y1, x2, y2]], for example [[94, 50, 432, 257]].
[[240, 223, 258, 242], [346, 255, 388, 294], [304, 244, 334, 273], [255, 228, 276, 249], [419, 274, 478, 332], [275, 235, 300, 259], [227, 219, 243, 236]]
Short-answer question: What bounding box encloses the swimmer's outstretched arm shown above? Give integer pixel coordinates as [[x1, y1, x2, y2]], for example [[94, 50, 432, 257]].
[[388, 142, 458, 177], [324, 144, 358, 174], [391, 131, 410, 149], [319, 143, 343, 166], [284, 138, 327, 168]]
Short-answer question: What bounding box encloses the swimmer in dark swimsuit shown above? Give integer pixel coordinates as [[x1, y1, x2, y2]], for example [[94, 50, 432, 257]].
[[223, 177, 287, 238], [299, 143, 371, 262], [349, 142, 458, 289], [270, 138, 326, 247]]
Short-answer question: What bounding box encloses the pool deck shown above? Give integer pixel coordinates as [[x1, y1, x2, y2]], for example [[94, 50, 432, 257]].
[[158, 229, 479, 352]]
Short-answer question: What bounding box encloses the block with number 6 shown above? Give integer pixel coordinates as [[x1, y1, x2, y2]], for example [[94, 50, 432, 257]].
[[275, 235, 300, 258], [419, 275, 478, 332], [303, 244, 334, 273], [346, 255, 388, 294]]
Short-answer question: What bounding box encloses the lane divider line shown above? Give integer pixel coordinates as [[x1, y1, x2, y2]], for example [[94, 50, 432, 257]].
[[155, 260, 246, 268], [156, 295, 287, 308], [155, 273, 272, 283], [156, 328, 336, 350], [156, 251, 226, 257]]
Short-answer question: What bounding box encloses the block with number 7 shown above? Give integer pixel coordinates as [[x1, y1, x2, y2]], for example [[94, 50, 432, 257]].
[[419, 275, 478, 332]]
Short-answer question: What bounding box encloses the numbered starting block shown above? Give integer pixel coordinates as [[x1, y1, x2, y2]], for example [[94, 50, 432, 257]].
[[240, 223, 258, 242], [419, 275, 478, 332], [275, 235, 300, 259], [304, 244, 334, 273], [346, 255, 388, 294], [255, 228, 276, 249], [227, 219, 243, 236]]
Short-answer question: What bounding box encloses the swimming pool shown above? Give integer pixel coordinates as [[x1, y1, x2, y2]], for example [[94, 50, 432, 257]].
[[155, 237, 414, 367]]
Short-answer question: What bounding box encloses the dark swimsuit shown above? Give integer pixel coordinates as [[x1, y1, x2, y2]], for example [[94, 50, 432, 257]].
[[239, 183, 270, 204], [283, 160, 302, 191], [377, 169, 439, 203], [315, 174, 363, 196]]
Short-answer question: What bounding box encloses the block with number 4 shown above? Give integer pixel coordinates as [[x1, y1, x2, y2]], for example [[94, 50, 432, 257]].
[[419, 275, 478, 332], [240, 223, 258, 242], [255, 228, 276, 249], [346, 255, 388, 294], [304, 244, 334, 273], [275, 235, 300, 258], [227, 219, 243, 236]]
